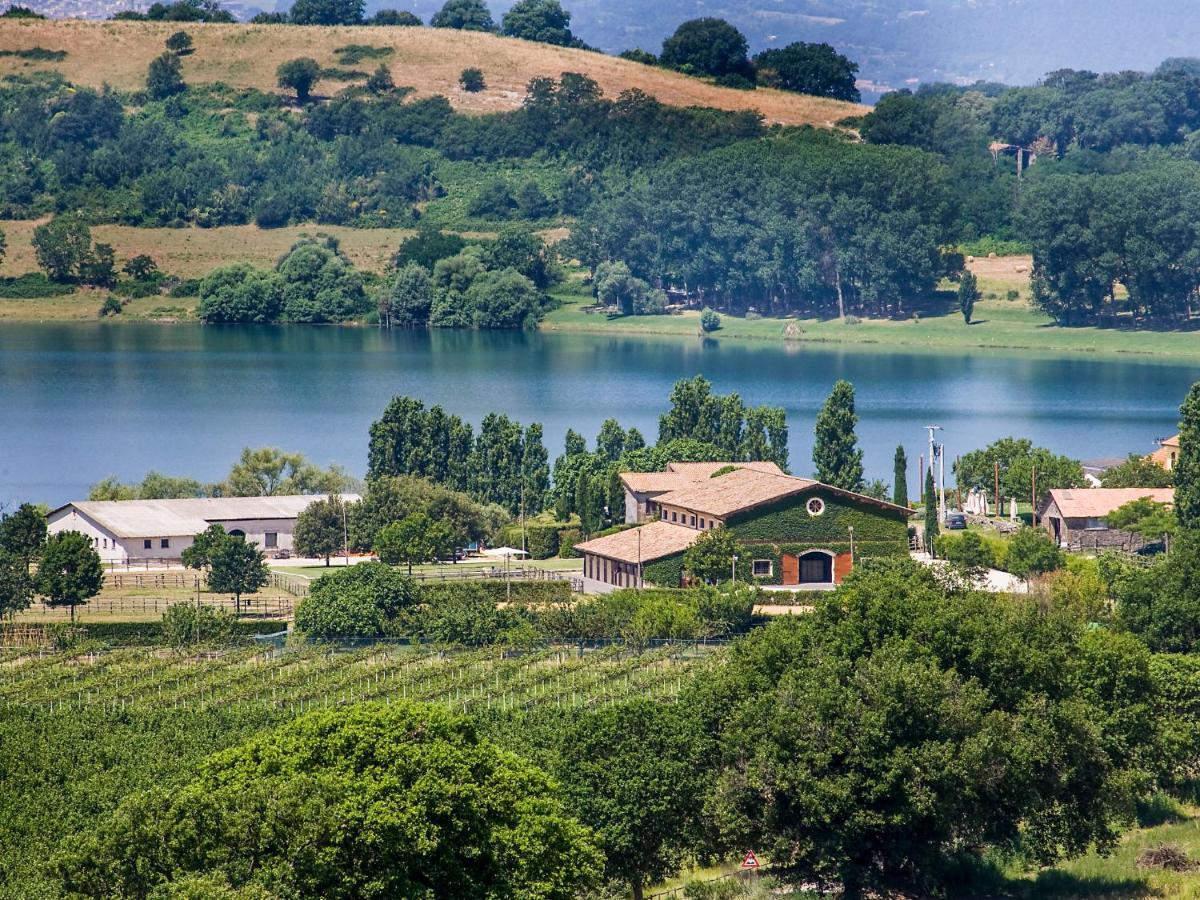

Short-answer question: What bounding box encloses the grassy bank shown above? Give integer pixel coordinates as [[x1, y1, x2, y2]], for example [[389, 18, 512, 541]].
[[543, 257, 1200, 361]]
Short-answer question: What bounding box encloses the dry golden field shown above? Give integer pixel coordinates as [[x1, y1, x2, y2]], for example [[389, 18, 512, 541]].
[[0, 220, 415, 277], [0, 19, 866, 126]]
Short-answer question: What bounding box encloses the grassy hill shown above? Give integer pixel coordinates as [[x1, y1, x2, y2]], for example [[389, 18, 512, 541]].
[[0, 19, 866, 126]]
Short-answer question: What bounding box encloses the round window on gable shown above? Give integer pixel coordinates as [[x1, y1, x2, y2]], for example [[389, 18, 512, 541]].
[[806, 497, 826, 517]]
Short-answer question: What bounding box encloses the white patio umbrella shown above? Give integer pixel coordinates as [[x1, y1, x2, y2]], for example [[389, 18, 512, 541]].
[[480, 547, 529, 558]]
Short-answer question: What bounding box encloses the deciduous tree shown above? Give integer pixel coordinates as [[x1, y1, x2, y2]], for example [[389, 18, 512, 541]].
[[35, 531, 103, 623], [146, 52, 185, 100], [683, 526, 738, 583], [0, 502, 47, 569], [752, 41, 860, 101], [276, 57, 321, 103], [207, 534, 269, 615], [501, 0, 576, 47], [430, 0, 493, 30], [56, 704, 603, 898], [660, 18, 751, 79], [557, 701, 714, 900], [294, 495, 347, 565]]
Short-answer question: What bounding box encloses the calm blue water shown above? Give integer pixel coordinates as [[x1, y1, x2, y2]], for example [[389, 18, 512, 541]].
[[1, 322, 1197, 506]]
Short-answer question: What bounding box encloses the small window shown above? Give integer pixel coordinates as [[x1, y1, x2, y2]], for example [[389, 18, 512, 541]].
[[671, 510, 678, 522], [160, 538, 170, 549], [699, 518, 706, 529], [806, 497, 826, 517], [265, 532, 278, 548], [752, 559, 772, 577], [690, 515, 697, 527], [144, 539, 152, 550]]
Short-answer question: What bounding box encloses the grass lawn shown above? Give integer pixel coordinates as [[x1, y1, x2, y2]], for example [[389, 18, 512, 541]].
[[1004, 804, 1200, 898], [544, 257, 1200, 361], [274, 557, 583, 579]]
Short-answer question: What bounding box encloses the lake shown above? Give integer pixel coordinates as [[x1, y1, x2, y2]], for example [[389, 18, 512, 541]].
[[1, 322, 1196, 507]]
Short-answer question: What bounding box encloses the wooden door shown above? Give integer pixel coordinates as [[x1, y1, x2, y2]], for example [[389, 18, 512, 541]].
[[781, 554, 799, 585]]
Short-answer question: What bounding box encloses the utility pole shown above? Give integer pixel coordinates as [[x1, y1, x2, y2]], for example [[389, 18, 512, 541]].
[[637, 528, 643, 589], [994, 461, 1000, 519], [938, 441, 947, 524], [1031, 466, 1038, 526], [926, 425, 944, 524]]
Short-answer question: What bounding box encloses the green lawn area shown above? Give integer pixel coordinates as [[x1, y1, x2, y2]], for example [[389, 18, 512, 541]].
[[1004, 803, 1200, 898], [646, 805, 1200, 898], [543, 286, 1200, 362], [273, 557, 583, 579]]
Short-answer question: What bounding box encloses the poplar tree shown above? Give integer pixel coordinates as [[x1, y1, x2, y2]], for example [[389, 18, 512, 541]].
[[924, 467, 939, 554], [813, 380, 864, 491], [1175, 381, 1200, 529], [893, 445, 909, 507]]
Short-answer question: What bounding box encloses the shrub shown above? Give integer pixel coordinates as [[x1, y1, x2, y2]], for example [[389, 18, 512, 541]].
[[294, 562, 418, 640], [699, 307, 720, 332], [97, 295, 123, 317], [165, 30, 193, 54], [460, 67, 486, 92], [276, 57, 322, 103], [0, 274, 74, 298], [1005, 526, 1065, 578], [161, 602, 235, 649], [412, 582, 532, 645]]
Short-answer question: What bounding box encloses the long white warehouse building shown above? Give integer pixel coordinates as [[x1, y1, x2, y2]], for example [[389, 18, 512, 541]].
[[47, 495, 358, 563]]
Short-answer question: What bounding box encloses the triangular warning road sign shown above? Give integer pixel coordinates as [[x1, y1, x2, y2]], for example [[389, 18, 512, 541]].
[[740, 850, 760, 869]]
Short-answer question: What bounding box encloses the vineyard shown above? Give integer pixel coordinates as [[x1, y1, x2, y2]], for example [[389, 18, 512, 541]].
[[0, 641, 721, 715]]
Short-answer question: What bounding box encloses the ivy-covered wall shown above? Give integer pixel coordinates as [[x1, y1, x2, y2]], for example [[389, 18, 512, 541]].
[[726, 490, 909, 585], [643, 554, 684, 588]]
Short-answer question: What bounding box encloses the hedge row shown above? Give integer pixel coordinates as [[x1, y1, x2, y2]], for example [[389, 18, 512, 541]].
[[419, 579, 573, 605], [57, 619, 281, 647]]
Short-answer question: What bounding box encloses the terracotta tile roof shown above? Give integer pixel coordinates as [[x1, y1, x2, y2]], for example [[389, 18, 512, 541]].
[[574, 520, 700, 564], [619, 472, 700, 493], [665, 461, 785, 478], [621, 461, 785, 495], [655, 468, 818, 518], [1046, 488, 1174, 519]]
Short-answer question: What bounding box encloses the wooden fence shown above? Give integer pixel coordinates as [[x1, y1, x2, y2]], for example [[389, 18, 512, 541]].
[[25, 596, 295, 619], [105, 572, 202, 590]]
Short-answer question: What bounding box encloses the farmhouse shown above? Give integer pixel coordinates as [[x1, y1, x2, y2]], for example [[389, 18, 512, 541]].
[[1149, 434, 1181, 471], [577, 465, 911, 591], [47, 495, 358, 564], [619, 460, 785, 523], [1039, 487, 1173, 551]]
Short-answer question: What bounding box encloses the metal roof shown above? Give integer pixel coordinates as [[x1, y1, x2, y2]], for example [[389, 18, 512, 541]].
[[50, 495, 359, 539]]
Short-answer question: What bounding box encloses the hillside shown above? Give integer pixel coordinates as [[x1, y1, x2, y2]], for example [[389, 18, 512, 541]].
[[0, 19, 866, 126]]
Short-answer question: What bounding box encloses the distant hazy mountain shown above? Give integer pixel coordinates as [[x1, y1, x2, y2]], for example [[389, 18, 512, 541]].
[[401, 0, 1200, 96], [20, 0, 1200, 99]]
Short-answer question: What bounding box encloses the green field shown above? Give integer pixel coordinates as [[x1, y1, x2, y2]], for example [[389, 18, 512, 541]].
[[543, 286, 1200, 361], [0, 641, 715, 897]]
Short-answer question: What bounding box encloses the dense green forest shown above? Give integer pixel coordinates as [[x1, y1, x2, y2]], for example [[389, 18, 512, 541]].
[[5, 14, 1200, 327]]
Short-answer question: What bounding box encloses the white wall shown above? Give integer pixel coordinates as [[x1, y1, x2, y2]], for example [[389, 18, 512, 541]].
[[48, 507, 129, 564], [209, 518, 299, 554]]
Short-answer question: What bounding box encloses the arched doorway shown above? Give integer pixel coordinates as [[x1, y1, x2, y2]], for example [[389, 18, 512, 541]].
[[781, 550, 836, 586], [798, 550, 833, 584], [228, 529, 246, 539]]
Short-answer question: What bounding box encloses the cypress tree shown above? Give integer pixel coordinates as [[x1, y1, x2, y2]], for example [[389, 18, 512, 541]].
[[924, 467, 939, 555], [576, 470, 596, 536], [893, 445, 908, 507], [1176, 382, 1200, 529], [812, 380, 864, 491]]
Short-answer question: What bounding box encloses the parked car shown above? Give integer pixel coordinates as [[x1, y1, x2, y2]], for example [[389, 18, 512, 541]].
[[945, 511, 967, 530]]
